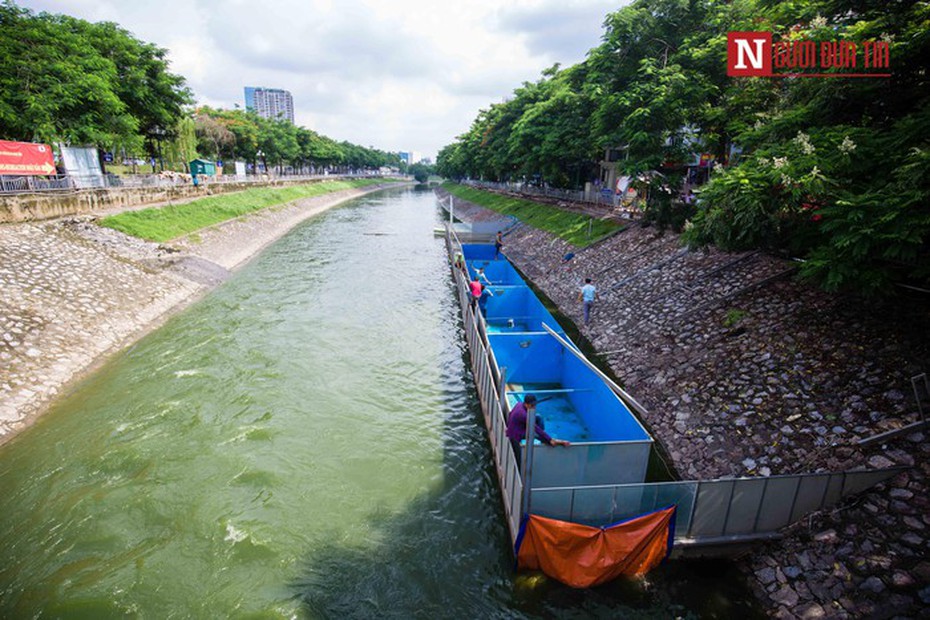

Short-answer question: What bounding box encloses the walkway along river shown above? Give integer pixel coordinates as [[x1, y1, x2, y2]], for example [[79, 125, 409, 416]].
[[0, 187, 761, 617]]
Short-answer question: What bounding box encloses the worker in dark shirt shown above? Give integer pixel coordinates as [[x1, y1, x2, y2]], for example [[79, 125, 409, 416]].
[[506, 394, 569, 467]]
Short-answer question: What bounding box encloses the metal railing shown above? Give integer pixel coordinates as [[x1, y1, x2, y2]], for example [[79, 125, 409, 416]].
[[1, 175, 74, 192], [859, 372, 930, 445], [461, 179, 618, 209], [530, 467, 905, 547], [0, 171, 399, 195], [446, 224, 523, 540]]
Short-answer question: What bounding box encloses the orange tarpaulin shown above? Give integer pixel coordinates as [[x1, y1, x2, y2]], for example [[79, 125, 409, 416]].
[[515, 506, 676, 588]]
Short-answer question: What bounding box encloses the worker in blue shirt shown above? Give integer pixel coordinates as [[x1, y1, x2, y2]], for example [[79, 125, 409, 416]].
[[578, 278, 597, 325]]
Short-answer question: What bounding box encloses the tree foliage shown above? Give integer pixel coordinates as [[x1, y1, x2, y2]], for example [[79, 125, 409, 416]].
[[438, 0, 930, 294], [0, 1, 190, 153], [192, 106, 402, 172], [408, 162, 433, 183]]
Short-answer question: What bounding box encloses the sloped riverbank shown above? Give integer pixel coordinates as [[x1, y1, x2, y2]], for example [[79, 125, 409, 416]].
[[0, 183, 405, 445]]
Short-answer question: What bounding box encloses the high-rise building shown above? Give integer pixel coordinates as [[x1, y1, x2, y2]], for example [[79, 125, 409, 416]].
[[244, 87, 295, 124], [399, 151, 423, 166]]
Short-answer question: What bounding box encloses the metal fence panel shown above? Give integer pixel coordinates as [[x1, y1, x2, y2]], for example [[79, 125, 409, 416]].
[[0, 172, 393, 194], [509, 464, 523, 534], [842, 469, 900, 496], [790, 474, 831, 523], [755, 477, 800, 532], [824, 473, 845, 506], [655, 482, 697, 533], [451, 225, 526, 541], [724, 479, 767, 536], [609, 485, 652, 523], [689, 480, 734, 538], [531, 489, 574, 521], [571, 487, 618, 525], [524, 468, 901, 545]]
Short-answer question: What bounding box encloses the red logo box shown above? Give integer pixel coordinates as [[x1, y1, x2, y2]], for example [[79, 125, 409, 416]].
[[728, 31, 773, 77]]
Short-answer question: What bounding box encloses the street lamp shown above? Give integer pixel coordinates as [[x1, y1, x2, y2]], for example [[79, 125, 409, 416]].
[[149, 126, 167, 172]]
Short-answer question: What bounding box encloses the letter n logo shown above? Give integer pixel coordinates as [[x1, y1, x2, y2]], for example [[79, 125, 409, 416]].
[[727, 31, 772, 77]]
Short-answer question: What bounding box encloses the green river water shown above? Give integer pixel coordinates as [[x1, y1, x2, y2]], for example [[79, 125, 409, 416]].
[[0, 187, 760, 618]]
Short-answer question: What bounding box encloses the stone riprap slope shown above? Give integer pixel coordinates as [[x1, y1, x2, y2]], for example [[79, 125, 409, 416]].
[[438, 188, 930, 619], [0, 221, 203, 439], [0, 186, 396, 445]]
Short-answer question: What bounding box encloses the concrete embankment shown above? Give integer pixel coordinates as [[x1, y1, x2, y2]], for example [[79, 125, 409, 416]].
[[0, 183, 404, 445], [0, 177, 354, 223], [437, 187, 930, 619]]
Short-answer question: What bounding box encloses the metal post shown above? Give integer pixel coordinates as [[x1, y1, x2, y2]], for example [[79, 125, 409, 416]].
[[541, 323, 650, 416], [913, 373, 928, 422], [449, 195, 454, 225], [499, 367, 508, 409], [859, 372, 929, 445], [520, 402, 538, 518]]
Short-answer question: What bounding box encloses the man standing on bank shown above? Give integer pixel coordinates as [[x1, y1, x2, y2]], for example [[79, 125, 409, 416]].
[[494, 230, 503, 259], [506, 394, 570, 467], [578, 277, 597, 325]]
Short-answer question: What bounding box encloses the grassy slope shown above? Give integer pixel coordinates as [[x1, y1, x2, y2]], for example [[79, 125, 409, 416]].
[[100, 179, 390, 242], [442, 182, 622, 247]]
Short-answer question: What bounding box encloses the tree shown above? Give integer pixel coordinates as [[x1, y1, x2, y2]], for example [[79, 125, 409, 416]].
[[0, 3, 190, 150], [409, 162, 433, 183], [257, 119, 300, 172], [439, 0, 930, 294], [163, 114, 197, 170], [194, 109, 236, 160]]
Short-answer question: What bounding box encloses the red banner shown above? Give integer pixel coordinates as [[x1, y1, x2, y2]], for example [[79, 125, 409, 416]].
[[0, 140, 56, 175]]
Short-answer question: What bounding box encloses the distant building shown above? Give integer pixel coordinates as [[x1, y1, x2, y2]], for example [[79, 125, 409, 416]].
[[399, 151, 423, 166], [244, 87, 295, 124]]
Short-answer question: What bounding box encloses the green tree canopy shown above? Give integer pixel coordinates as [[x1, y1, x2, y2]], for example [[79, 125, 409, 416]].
[[191, 106, 402, 172], [0, 2, 190, 152], [439, 0, 930, 294], [409, 162, 433, 183]]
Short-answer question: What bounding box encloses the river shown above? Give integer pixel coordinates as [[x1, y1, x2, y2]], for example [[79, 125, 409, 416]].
[[0, 187, 760, 618]]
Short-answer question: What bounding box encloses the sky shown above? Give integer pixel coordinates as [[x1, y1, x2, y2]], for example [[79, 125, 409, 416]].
[[21, 0, 627, 161]]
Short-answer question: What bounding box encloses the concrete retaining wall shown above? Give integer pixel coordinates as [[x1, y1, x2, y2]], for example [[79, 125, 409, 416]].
[[0, 178, 334, 223]]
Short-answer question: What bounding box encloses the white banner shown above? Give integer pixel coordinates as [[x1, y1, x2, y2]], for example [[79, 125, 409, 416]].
[[59, 145, 104, 188]]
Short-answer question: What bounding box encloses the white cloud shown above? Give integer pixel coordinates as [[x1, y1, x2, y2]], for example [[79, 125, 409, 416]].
[[20, 0, 627, 159]]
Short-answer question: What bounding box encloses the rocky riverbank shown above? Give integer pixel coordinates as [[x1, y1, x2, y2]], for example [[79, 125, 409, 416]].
[[0, 183, 402, 445], [438, 187, 930, 619]]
